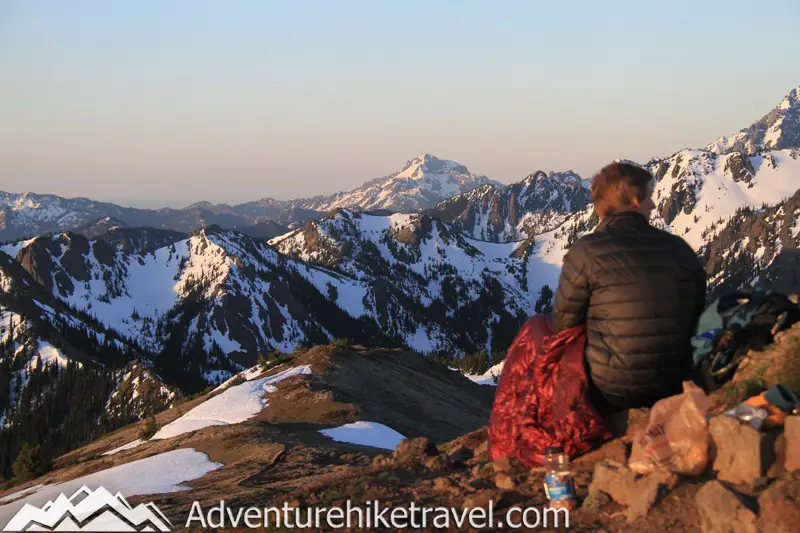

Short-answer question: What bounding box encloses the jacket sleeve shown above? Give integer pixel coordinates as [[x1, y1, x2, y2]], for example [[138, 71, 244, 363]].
[[553, 244, 591, 331]]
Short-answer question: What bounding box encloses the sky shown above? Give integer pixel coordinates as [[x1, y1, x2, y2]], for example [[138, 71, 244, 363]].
[[1, 1, 799, 208]]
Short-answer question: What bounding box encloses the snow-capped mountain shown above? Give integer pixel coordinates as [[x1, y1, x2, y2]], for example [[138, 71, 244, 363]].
[[1, 230, 349, 389], [290, 153, 501, 213], [706, 86, 800, 155], [522, 147, 800, 302], [429, 170, 590, 242], [0, 247, 177, 476], [72, 216, 128, 239], [647, 148, 800, 248], [0, 219, 547, 391], [270, 209, 560, 353], [91, 227, 188, 254], [698, 187, 800, 301], [1, 210, 565, 392]]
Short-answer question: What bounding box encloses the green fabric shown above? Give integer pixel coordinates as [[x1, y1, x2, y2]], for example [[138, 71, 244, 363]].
[[764, 384, 800, 413]]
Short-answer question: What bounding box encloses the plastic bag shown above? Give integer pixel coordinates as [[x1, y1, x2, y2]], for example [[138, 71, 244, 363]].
[[628, 381, 711, 476], [725, 404, 769, 430]]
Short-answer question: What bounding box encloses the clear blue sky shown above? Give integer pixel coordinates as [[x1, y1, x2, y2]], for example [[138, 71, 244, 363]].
[[2, 1, 799, 208]]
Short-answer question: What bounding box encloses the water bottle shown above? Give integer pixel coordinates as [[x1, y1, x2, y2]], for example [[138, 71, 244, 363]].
[[543, 446, 577, 510]]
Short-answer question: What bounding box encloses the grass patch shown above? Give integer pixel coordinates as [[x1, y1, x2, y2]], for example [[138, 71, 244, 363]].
[[377, 470, 401, 484], [259, 352, 296, 373], [331, 338, 352, 350]]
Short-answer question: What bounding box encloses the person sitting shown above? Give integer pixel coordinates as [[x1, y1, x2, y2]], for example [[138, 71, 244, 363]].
[[553, 161, 707, 411]]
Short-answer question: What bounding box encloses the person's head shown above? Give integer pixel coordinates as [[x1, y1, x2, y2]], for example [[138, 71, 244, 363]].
[[590, 162, 655, 219]]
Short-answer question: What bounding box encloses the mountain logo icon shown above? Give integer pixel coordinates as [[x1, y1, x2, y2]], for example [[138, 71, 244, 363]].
[[2, 485, 172, 531]]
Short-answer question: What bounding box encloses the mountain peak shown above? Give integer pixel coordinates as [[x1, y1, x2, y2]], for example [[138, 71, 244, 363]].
[[779, 86, 800, 110], [398, 153, 468, 179], [523, 169, 585, 187], [287, 154, 501, 213], [706, 84, 800, 155]]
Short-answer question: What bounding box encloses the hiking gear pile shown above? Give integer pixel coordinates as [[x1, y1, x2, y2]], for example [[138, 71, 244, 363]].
[[488, 316, 611, 466], [691, 289, 800, 390], [727, 384, 800, 429]]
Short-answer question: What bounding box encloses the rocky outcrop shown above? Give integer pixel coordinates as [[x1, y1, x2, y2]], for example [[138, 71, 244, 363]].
[[695, 481, 758, 533], [429, 170, 589, 242]]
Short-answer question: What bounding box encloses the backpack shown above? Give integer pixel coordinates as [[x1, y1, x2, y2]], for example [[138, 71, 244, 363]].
[[691, 289, 800, 390]]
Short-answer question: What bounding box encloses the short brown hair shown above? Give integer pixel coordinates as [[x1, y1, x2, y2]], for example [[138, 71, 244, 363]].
[[590, 162, 653, 217]]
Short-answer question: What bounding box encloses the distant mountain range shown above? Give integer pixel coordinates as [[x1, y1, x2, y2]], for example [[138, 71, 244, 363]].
[[0, 193, 310, 243], [0, 153, 500, 242]]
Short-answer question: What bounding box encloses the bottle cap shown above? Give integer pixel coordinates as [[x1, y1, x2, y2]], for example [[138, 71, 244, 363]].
[[544, 446, 564, 454]]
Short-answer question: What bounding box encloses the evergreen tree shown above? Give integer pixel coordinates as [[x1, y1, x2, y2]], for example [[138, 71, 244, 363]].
[[139, 415, 159, 441], [11, 443, 40, 482], [535, 284, 554, 315]]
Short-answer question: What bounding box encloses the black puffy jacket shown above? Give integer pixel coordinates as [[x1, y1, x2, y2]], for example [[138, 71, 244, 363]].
[[553, 212, 706, 410]]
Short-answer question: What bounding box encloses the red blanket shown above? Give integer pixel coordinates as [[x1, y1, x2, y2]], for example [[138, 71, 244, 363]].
[[488, 316, 611, 466]]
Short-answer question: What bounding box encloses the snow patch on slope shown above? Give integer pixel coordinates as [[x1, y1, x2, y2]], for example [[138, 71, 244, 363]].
[[153, 365, 313, 440], [319, 421, 406, 450], [0, 449, 222, 527], [101, 439, 145, 456]]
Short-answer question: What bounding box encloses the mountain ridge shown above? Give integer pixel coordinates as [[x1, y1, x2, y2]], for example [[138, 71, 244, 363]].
[[706, 85, 800, 155]]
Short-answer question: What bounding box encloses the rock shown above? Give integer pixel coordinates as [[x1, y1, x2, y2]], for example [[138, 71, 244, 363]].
[[752, 477, 769, 491], [462, 490, 500, 510], [757, 471, 800, 533], [574, 438, 628, 467], [474, 441, 489, 458], [766, 434, 786, 479], [695, 481, 757, 533], [709, 415, 778, 486], [447, 445, 473, 466], [588, 460, 675, 505], [424, 454, 449, 470], [494, 473, 516, 491], [785, 416, 800, 471], [626, 477, 664, 523], [392, 437, 438, 464], [587, 461, 677, 521], [588, 461, 639, 505], [491, 456, 514, 473], [582, 489, 612, 511], [285, 499, 301, 510], [372, 455, 392, 468], [433, 477, 454, 492], [471, 464, 491, 479]]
